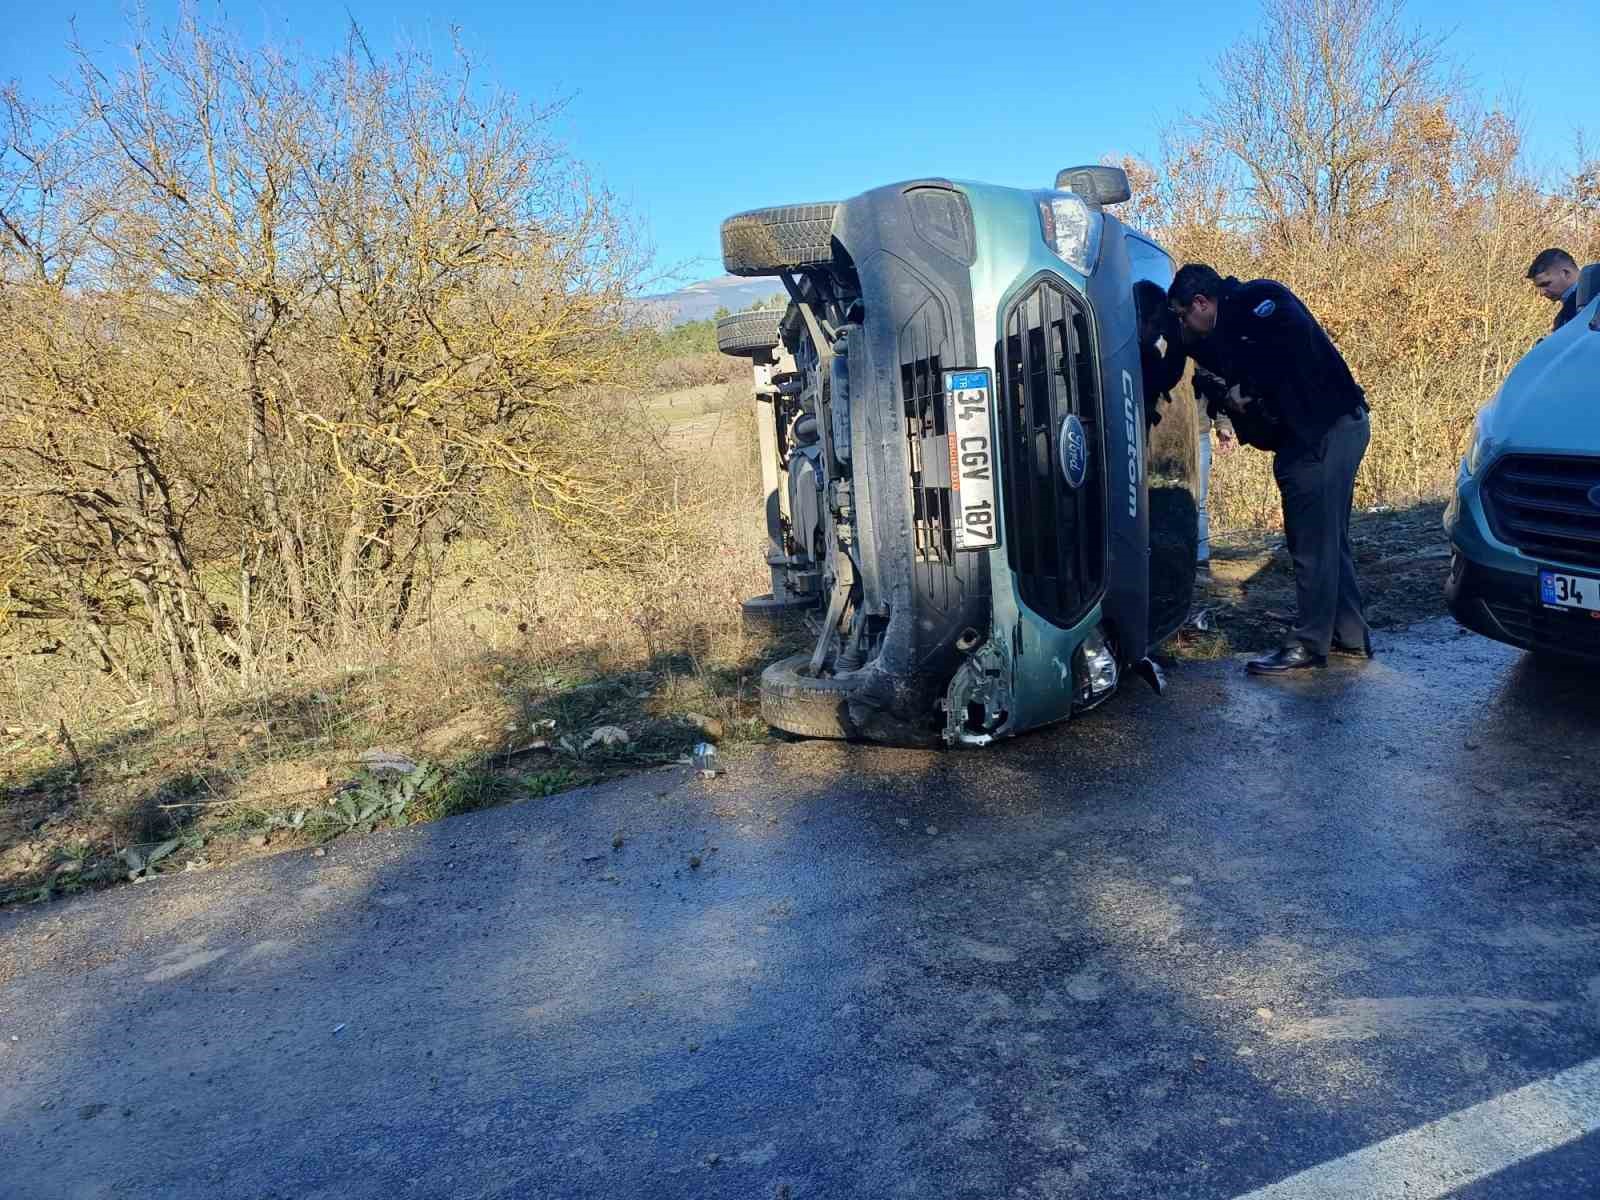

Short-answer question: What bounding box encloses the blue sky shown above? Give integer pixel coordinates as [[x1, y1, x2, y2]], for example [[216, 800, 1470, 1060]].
[[4, 0, 1595, 288]]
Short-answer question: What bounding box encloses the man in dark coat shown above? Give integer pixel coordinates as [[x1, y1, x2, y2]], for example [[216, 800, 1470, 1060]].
[[1168, 264, 1372, 674], [1526, 248, 1581, 333]]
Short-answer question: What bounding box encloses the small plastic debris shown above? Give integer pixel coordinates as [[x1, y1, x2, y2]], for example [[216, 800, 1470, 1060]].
[[692, 743, 722, 778]]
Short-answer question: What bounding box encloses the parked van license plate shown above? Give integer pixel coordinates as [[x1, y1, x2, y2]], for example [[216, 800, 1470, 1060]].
[[1540, 569, 1600, 612], [946, 369, 999, 551]]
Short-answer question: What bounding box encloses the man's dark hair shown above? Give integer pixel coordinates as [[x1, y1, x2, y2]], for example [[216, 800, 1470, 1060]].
[[1526, 248, 1576, 279], [1169, 263, 1225, 307]]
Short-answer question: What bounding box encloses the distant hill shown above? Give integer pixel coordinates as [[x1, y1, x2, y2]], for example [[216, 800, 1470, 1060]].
[[643, 275, 788, 324]]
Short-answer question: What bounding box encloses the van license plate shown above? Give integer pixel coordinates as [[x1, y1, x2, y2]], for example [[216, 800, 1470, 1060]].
[[1540, 569, 1600, 612], [946, 369, 999, 551]]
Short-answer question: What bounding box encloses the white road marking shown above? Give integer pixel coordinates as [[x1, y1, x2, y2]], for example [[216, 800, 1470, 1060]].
[[1233, 1055, 1600, 1199]]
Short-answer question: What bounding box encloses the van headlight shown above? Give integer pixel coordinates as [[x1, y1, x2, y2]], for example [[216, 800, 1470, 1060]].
[[1037, 192, 1103, 275], [1073, 625, 1119, 708], [1465, 420, 1496, 476], [1464, 400, 1500, 476]]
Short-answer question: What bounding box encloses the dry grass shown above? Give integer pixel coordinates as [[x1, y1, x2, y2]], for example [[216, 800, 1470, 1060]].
[[0, 373, 807, 905]]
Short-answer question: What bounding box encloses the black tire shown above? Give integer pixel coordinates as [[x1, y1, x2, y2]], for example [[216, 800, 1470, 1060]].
[[740, 591, 816, 621], [721, 203, 839, 276], [760, 652, 856, 740], [716, 309, 785, 358]]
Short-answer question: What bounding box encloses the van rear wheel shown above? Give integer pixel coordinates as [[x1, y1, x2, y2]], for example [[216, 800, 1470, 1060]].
[[716, 308, 785, 358]]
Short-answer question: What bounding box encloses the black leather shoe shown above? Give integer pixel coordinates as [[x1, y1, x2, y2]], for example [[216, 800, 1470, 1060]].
[[1246, 643, 1327, 675], [1331, 635, 1375, 659]]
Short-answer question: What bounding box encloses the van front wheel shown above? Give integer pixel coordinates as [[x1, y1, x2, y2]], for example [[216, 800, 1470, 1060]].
[[759, 653, 856, 740], [720, 203, 839, 277]]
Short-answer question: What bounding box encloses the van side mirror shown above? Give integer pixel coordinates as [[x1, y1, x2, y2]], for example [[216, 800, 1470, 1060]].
[[1577, 263, 1600, 310], [1053, 165, 1132, 209]]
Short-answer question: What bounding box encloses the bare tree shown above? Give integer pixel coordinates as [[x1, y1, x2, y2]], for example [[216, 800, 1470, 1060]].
[[0, 10, 656, 703], [1194, 0, 1448, 247]]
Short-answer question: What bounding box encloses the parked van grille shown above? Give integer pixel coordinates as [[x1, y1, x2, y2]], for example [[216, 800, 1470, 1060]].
[[1483, 454, 1600, 570]]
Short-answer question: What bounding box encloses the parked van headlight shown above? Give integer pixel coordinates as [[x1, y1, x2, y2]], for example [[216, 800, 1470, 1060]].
[[1465, 419, 1496, 476], [1036, 193, 1103, 275]]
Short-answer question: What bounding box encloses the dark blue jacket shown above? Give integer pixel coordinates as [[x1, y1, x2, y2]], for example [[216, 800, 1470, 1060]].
[[1553, 287, 1578, 332], [1186, 278, 1366, 453]]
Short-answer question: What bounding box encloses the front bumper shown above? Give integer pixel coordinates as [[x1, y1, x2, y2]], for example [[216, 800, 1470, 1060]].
[[1446, 553, 1600, 661], [1446, 461, 1600, 662]]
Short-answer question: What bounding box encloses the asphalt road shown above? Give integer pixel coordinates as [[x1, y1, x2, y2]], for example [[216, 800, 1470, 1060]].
[[4, 618, 1600, 1199]]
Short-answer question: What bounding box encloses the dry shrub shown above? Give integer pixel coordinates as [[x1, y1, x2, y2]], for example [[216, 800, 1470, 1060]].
[[0, 12, 684, 713]]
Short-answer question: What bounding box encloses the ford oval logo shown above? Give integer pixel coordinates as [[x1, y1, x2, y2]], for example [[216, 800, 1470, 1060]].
[[1590, 484, 1600, 510], [1059, 414, 1088, 490]]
